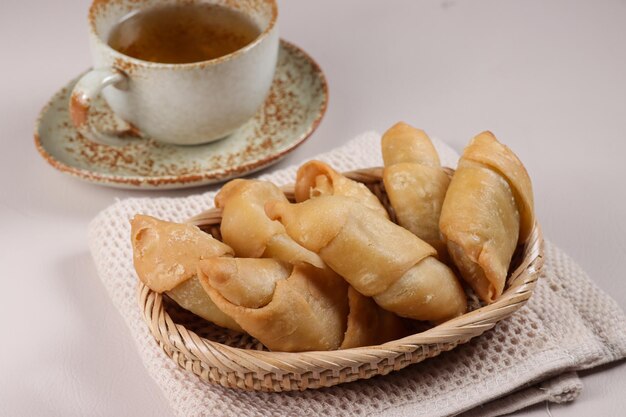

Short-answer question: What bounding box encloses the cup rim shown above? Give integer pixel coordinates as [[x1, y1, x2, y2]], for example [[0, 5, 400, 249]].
[[87, 0, 278, 69]]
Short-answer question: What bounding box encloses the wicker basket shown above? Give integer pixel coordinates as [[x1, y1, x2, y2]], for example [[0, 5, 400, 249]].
[[138, 167, 544, 392]]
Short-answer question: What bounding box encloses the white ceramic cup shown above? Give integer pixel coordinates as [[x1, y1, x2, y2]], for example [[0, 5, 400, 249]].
[[70, 0, 279, 146]]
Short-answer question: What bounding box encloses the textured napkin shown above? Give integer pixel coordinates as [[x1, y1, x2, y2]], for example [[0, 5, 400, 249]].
[[88, 132, 626, 417]]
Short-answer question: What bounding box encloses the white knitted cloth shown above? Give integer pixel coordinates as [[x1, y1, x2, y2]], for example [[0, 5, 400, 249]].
[[88, 132, 626, 417]]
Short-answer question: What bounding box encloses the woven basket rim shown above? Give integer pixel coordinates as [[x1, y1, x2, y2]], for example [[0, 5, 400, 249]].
[[137, 166, 544, 390]]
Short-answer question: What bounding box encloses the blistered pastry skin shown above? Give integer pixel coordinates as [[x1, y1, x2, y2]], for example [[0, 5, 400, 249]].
[[381, 123, 450, 258], [266, 196, 467, 322], [199, 258, 290, 309], [381, 122, 440, 167], [340, 287, 409, 349], [130, 214, 233, 292], [461, 131, 535, 242], [372, 257, 467, 322], [199, 259, 349, 352], [130, 214, 241, 331], [215, 179, 324, 268], [440, 131, 533, 303], [167, 276, 242, 332], [295, 160, 389, 219]]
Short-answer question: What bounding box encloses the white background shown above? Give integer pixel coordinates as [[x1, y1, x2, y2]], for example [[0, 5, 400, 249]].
[[1, 0, 625, 415]]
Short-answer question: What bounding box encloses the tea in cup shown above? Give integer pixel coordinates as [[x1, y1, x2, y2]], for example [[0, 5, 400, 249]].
[[71, 0, 279, 146]]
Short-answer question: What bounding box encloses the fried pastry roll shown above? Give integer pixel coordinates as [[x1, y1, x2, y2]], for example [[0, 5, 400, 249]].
[[265, 196, 467, 322], [381, 122, 450, 257], [130, 214, 242, 331], [439, 131, 535, 303], [295, 160, 389, 219], [340, 287, 409, 349], [199, 258, 349, 352], [215, 179, 324, 268], [198, 258, 407, 351]]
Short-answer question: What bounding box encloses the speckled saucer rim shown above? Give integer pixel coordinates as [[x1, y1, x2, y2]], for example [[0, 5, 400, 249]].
[[33, 40, 328, 189]]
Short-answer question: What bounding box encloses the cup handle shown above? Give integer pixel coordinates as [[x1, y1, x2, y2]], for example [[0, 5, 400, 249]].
[[69, 67, 141, 146]]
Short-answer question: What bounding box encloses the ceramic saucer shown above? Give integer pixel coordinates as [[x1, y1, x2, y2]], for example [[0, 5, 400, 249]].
[[34, 40, 328, 189]]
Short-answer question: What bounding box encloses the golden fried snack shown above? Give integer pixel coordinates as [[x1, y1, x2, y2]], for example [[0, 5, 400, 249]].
[[340, 287, 409, 349], [215, 179, 324, 268], [265, 196, 467, 322], [381, 122, 450, 257], [130, 215, 242, 332], [199, 258, 349, 352], [198, 257, 407, 351], [439, 131, 535, 303], [295, 160, 389, 219]]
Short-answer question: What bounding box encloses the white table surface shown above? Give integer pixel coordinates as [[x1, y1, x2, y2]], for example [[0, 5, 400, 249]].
[[1, 0, 625, 415]]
